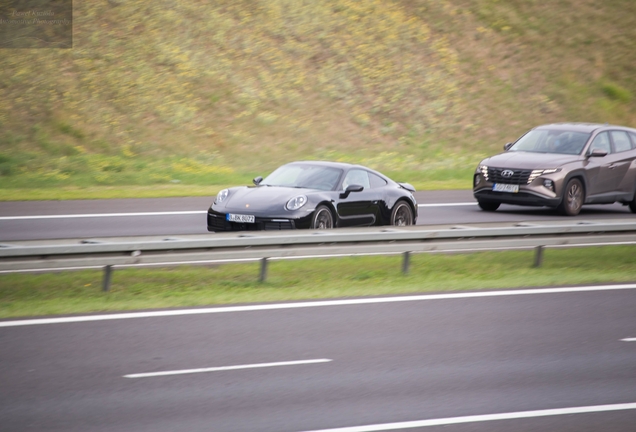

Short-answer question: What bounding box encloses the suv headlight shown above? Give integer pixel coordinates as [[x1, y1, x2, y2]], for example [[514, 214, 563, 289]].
[[527, 168, 561, 184], [479, 165, 489, 181], [286, 195, 308, 211], [215, 188, 229, 204]]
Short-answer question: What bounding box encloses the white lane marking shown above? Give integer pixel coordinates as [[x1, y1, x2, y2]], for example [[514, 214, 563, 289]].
[[1, 283, 635, 328], [124, 358, 332, 379], [0, 211, 207, 221], [0, 203, 474, 220], [300, 402, 636, 432], [417, 202, 475, 207], [621, 338, 636, 342]]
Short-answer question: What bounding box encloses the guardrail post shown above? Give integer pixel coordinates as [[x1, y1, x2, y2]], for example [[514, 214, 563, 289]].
[[402, 251, 411, 274], [533, 246, 544, 268], [259, 258, 269, 283], [102, 265, 113, 292]]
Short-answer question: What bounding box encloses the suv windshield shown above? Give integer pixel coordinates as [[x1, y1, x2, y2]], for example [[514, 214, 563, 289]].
[[261, 164, 343, 191], [510, 129, 591, 155]]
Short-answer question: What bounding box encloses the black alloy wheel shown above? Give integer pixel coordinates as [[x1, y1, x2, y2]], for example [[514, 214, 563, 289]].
[[478, 201, 500, 211], [311, 205, 334, 229], [558, 178, 584, 216], [391, 201, 414, 226]]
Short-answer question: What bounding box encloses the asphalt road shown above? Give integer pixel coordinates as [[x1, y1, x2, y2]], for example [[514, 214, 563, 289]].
[[0, 190, 633, 241], [1, 285, 635, 431]]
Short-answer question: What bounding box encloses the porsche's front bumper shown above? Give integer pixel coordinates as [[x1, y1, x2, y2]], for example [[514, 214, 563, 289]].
[[207, 209, 314, 231]]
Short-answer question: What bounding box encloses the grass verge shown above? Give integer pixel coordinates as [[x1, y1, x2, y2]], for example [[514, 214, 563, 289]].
[[0, 166, 474, 201], [1, 246, 635, 319]]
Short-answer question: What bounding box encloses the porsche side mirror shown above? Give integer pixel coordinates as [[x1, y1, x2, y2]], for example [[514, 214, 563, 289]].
[[253, 176, 263, 185], [587, 149, 608, 158], [503, 142, 513, 151], [340, 184, 364, 199]]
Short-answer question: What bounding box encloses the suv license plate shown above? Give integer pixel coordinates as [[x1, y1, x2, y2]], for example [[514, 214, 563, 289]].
[[227, 213, 255, 223], [493, 183, 519, 193]]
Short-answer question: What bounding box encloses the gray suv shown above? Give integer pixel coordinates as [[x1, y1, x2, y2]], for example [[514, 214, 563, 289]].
[[473, 123, 636, 215]]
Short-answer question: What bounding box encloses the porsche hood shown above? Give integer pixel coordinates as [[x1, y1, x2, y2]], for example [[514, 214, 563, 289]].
[[215, 185, 317, 213]]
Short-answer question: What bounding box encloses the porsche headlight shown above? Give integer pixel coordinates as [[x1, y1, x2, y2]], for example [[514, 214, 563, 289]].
[[215, 188, 229, 204], [286, 195, 308, 211]]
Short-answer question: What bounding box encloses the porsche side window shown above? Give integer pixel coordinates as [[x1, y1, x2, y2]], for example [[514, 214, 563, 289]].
[[630, 133, 636, 150], [342, 169, 370, 189], [368, 172, 388, 189], [611, 131, 632, 153], [589, 132, 611, 154]]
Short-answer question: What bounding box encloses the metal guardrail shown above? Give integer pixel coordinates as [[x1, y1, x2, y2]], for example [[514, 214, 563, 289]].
[[1, 219, 636, 290]]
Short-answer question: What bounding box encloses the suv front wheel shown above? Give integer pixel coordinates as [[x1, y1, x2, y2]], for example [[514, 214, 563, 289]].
[[478, 201, 500, 212], [558, 178, 584, 216], [629, 185, 636, 213]]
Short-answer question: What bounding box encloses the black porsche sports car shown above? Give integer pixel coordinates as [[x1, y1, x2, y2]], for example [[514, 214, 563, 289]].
[[207, 161, 418, 231]]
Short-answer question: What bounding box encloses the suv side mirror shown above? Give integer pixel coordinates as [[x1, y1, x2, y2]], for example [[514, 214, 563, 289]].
[[253, 176, 263, 185], [340, 184, 364, 199], [587, 149, 608, 158], [503, 142, 513, 151]]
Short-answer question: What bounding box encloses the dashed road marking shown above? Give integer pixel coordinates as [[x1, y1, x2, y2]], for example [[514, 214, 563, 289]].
[[124, 358, 332, 378]]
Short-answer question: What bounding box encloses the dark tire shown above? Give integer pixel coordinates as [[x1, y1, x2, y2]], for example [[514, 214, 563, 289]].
[[311, 205, 334, 229], [629, 190, 636, 213], [558, 178, 584, 216], [478, 201, 500, 212], [390, 201, 414, 226]]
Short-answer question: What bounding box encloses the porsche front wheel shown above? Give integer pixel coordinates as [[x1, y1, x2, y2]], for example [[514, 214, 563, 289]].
[[311, 205, 334, 229]]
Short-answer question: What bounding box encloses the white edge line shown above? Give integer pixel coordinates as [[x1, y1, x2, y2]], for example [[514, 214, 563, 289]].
[[124, 358, 332, 379], [0, 203, 475, 220], [0, 211, 207, 220], [621, 338, 636, 342], [299, 402, 636, 432], [417, 202, 476, 207], [1, 283, 636, 328]]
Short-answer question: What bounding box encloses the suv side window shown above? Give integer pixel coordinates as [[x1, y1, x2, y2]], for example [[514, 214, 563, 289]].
[[368, 172, 388, 189], [610, 131, 632, 153], [589, 132, 611, 154]]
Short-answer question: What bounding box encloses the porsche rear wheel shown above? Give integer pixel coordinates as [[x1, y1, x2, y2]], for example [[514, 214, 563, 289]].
[[311, 205, 334, 229], [390, 201, 414, 226]]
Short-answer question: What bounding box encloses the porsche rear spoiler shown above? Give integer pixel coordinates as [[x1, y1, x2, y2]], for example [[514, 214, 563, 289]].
[[397, 182, 416, 192]]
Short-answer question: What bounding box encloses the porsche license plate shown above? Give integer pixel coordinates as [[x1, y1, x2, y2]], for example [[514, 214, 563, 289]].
[[227, 213, 255, 223], [493, 183, 519, 193]]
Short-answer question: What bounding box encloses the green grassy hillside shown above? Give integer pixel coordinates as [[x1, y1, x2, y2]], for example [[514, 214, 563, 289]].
[[1, 0, 635, 199]]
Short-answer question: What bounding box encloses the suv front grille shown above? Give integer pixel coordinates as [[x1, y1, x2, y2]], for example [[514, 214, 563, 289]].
[[487, 167, 532, 185]]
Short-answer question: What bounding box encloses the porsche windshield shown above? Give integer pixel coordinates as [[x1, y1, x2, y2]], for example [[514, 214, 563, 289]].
[[509, 129, 591, 155], [262, 164, 343, 191]]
